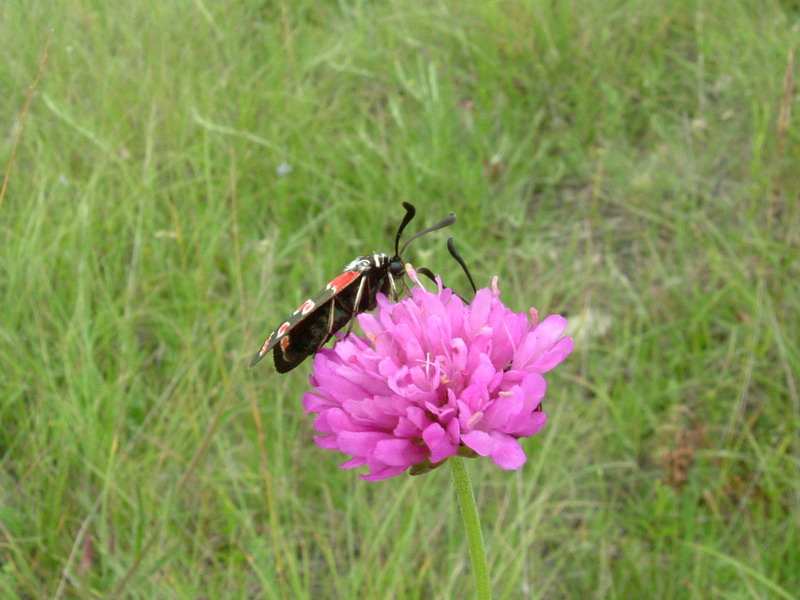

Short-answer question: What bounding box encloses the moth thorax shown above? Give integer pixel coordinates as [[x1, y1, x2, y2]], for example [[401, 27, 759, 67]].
[[344, 253, 390, 273]]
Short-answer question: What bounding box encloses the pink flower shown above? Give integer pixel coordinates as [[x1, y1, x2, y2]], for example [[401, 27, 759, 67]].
[[302, 268, 574, 481]]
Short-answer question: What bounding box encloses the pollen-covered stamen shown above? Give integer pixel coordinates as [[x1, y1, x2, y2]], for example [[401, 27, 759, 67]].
[[422, 352, 433, 379], [466, 411, 484, 429], [404, 263, 428, 291]]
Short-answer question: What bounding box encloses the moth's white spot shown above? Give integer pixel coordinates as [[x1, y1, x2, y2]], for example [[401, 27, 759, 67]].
[[343, 253, 389, 273], [277, 322, 291, 336], [294, 299, 315, 315]]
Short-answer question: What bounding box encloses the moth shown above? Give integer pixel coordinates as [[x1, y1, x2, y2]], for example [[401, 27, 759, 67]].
[[249, 203, 456, 372]]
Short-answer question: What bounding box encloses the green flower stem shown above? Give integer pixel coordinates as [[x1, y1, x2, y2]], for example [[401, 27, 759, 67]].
[[450, 457, 491, 600]]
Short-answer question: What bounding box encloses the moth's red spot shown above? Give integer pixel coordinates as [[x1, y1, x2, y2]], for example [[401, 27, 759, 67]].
[[277, 322, 291, 336], [258, 333, 274, 355], [326, 271, 359, 293], [280, 336, 290, 350], [294, 299, 316, 315]]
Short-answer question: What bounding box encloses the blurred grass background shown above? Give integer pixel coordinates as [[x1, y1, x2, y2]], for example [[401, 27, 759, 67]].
[[1, 1, 799, 598]]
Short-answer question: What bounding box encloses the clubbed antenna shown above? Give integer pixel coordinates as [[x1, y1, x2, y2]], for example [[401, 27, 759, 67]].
[[399, 209, 456, 256], [394, 202, 417, 256], [415, 238, 477, 302], [446, 237, 477, 294]]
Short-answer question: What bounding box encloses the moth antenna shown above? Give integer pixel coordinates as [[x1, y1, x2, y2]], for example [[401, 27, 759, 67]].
[[399, 211, 456, 256], [394, 202, 417, 256], [447, 237, 477, 295], [416, 267, 437, 283], [416, 264, 470, 303]]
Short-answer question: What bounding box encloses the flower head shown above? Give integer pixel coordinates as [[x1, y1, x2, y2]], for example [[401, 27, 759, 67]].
[[302, 267, 573, 481]]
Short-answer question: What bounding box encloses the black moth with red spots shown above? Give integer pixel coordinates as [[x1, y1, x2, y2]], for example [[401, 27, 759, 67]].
[[249, 203, 456, 373]]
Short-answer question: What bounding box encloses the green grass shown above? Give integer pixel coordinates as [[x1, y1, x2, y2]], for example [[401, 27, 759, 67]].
[[2, 0, 799, 598]]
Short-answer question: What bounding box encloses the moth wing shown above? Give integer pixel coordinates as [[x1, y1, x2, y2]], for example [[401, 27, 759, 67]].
[[273, 273, 370, 372], [248, 269, 362, 369]]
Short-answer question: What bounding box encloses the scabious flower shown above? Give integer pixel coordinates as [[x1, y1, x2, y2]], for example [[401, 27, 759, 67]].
[[302, 267, 573, 481]]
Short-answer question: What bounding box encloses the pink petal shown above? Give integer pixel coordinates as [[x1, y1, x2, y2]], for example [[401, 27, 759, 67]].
[[467, 288, 493, 334], [507, 410, 546, 437], [360, 465, 407, 481], [529, 336, 574, 373], [337, 431, 391, 456], [513, 315, 570, 369], [422, 423, 458, 463], [373, 439, 428, 467], [461, 430, 494, 456], [313, 435, 338, 450], [488, 433, 527, 469], [483, 389, 524, 429]]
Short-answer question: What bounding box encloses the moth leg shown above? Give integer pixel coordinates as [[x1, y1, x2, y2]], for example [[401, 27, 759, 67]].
[[396, 272, 413, 298], [326, 295, 337, 336], [345, 276, 368, 336], [388, 272, 398, 301]]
